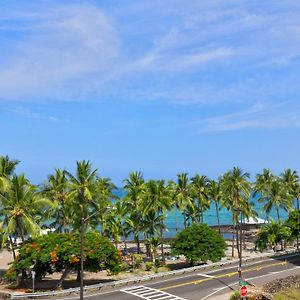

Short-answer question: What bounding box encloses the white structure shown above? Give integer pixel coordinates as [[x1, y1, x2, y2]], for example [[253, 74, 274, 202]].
[[243, 217, 269, 225]]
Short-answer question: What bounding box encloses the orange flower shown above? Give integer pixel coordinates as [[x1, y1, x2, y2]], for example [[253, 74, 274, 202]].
[[70, 255, 80, 263], [50, 251, 58, 263]]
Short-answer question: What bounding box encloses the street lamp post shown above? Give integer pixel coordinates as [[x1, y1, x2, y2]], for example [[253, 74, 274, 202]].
[[79, 198, 85, 300], [234, 208, 243, 284], [239, 212, 243, 283]]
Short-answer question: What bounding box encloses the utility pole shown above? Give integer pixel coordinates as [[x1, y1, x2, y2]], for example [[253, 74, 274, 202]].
[[80, 195, 85, 300], [239, 212, 243, 282], [79, 205, 115, 300]]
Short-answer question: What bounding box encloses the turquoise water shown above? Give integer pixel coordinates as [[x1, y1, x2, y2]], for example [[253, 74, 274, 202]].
[[115, 189, 291, 238]]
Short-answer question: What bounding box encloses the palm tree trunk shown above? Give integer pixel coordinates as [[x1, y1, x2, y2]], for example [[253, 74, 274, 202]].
[[123, 238, 128, 256], [276, 207, 280, 222], [297, 198, 300, 249], [16, 216, 25, 243], [160, 221, 165, 264], [9, 236, 16, 260], [232, 229, 235, 257], [215, 202, 221, 234], [16, 217, 26, 286], [175, 210, 178, 232], [183, 213, 187, 229], [231, 213, 235, 257], [135, 233, 140, 254], [80, 197, 86, 300], [242, 217, 246, 250], [236, 223, 240, 258]]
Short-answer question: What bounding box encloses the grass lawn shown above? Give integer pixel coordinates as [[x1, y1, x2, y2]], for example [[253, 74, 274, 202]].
[[274, 288, 300, 300]]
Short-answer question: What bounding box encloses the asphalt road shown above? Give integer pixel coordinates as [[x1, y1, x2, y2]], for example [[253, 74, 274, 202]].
[[58, 253, 300, 300]]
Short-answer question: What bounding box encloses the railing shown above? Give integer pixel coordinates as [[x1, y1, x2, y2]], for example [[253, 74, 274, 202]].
[[11, 248, 300, 299]]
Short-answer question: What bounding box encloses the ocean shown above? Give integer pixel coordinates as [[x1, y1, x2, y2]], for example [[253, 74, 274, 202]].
[[115, 189, 291, 239]]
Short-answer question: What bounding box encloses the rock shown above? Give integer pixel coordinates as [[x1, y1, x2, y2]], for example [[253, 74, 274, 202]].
[[263, 275, 300, 294]]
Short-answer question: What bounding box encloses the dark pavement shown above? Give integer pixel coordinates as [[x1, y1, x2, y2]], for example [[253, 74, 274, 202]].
[[55, 253, 300, 300]]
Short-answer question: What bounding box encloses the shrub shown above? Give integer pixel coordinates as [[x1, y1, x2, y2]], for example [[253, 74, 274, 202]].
[[229, 290, 240, 300], [145, 262, 153, 271], [5, 231, 122, 283], [171, 223, 226, 266]]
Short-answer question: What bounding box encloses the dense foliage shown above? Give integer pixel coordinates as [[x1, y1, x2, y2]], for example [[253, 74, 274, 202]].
[[171, 224, 226, 265], [255, 220, 291, 252], [1, 154, 300, 285], [6, 232, 121, 283], [286, 210, 300, 241]]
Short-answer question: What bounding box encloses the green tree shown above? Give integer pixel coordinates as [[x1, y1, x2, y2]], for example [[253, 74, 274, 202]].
[[174, 173, 193, 229], [255, 220, 291, 252], [123, 171, 145, 254], [41, 169, 71, 233], [105, 199, 132, 253], [65, 160, 98, 298], [280, 169, 300, 210], [171, 223, 226, 266], [285, 210, 300, 249], [258, 179, 292, 222], [190, 174, 210, 224], [6, 232, 121, 288], [254, 169, 274, 198], [221, 167, 251, 258], [145, 236, 161, 262], [90, 177, 116, 235], [143, 179, 172, 262], [0, 175, 51, 255], [207, 179, 223, 234], [0, 155, 19, 192]]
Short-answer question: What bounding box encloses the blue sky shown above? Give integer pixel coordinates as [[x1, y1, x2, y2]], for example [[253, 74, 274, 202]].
[[1, 0, 300, 185]]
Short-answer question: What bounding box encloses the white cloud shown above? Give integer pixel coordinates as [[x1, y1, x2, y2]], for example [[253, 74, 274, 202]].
[[194, 102, 300, 132], [0, 0, 300, 113], [8, 107, 59, 122], [0, 3, 121, 100]]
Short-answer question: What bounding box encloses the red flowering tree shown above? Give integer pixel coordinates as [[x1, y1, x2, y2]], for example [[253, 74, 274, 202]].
[[6, 231, 121, 288]]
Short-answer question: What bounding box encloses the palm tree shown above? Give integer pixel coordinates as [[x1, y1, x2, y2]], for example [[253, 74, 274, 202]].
[[221, 167, 251, 262], [258, 179, 292, 222], [286, 210, 300, 249], [65, 160, 98, 300], [90, 177, 116, 235], [145, 236, 161, 262], [255, 220, 292, 252], [190, 174, 210, 224], [41, 169, 70, 233], [143, 179, 172, 262], [254, 169, 275, 223], [174, 173, 194, 229], [123, 171, 145, 254], [208, 179, 223, 234], [254, 169, 274, 196], [0, 175, 51, 258], [0, 155, 19, 192], [280, 169, 300, 210]]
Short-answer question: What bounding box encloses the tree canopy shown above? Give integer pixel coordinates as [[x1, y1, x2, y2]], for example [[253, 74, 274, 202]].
[[6, 232, 121, 286], [171, 223, 226, 265]]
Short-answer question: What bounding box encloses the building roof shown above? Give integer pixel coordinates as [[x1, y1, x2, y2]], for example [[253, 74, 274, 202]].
[[243, 217, 268, 224]]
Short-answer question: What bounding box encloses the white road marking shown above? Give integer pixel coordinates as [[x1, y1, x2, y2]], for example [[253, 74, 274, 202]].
[[199, 266, 300, 300], [197, 274, 215, 278], [121, 285, 186, 300]]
